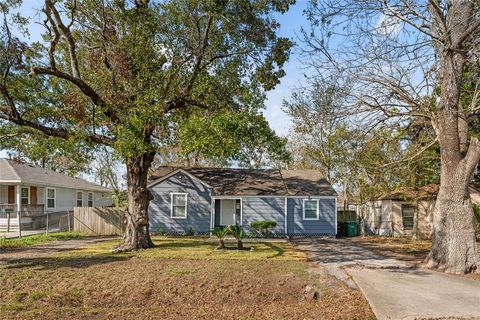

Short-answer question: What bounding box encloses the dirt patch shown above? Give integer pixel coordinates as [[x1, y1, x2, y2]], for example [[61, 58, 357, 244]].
[[349, 236, 480, 280], [0, 237, 117, 263], [349, 236, 430, 265], [0, 237, 374, 319]]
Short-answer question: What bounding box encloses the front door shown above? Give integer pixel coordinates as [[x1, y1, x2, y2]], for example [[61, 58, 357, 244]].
[[30, 187, 37, 206], [7, 186, 15, 204], [220, 199, 236, 226]]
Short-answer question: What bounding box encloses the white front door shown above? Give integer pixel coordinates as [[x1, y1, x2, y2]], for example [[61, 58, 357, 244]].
[[220, 199, 236, 225]]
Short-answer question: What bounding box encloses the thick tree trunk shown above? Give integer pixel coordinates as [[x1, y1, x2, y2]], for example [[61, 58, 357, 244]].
[[114, 151, 156, 252], [237, 240, 244, 249], [427, 186, 478, 274], [426, 114, 480, 273], [425, 0, 480, 273], [427, 183, 478, 274]]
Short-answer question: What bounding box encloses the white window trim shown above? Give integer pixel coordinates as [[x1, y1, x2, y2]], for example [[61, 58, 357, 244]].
[[87, 192, 94, 207], [171, 193, 188, 219], [20, 186, 30, 206], [303, 199, 320, 221], [76, 191, 84, 207], [46, 187, 56, 209]]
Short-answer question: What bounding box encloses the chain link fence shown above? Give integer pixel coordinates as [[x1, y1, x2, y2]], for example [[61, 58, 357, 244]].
[[1, 210, 73, 239]]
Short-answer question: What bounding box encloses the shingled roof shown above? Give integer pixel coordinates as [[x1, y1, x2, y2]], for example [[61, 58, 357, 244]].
[[148, 167, 337, 196], [0, 159, 111, 193], [377, 183, 480, 202]]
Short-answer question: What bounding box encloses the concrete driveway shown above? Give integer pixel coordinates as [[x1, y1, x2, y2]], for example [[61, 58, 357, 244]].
[[293, 238, 480, 320]]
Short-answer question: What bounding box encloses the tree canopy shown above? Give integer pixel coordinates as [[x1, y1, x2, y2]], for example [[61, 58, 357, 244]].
[[0, 0, 294, 250]]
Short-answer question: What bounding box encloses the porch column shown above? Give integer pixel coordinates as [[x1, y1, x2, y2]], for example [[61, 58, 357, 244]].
[[210, 198, 214, 231], [15, 185, 21, 227], [15, 184, 21, 212]]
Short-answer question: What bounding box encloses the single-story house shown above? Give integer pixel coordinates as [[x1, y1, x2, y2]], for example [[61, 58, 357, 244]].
[[360, 184, 480, 239], [147, 167, 337, 236], [0, 158, 112, 229]]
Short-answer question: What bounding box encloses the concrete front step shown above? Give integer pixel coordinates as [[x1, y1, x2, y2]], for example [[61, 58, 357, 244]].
[[0, 218, 32, 231]]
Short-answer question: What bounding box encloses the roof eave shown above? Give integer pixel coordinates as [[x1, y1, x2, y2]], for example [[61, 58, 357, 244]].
[[147, 168, 213, 189]]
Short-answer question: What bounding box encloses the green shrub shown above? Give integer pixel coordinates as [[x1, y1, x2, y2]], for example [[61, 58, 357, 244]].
[[250, 220, 277, 237], [186, 227, 196, 236], [473, 205, 480, 240], [474, 204, 480, 222], [156, 227, 167, 236]]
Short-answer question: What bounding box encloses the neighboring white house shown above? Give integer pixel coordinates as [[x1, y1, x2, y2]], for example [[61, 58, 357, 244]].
[[0, 158, 112, 229], [359, 184, 480, 239]]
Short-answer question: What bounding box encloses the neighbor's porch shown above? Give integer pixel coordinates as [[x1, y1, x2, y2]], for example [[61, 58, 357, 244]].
[[0, 184, 46, 230]]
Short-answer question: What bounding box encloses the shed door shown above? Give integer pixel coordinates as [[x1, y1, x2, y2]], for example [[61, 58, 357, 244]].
[[220, 199, 236, 225]]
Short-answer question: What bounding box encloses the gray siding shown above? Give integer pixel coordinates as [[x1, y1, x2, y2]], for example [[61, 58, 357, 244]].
[[242, 197, 285, 234], [287, 198, 336, 236], [149, 172, 212, 233]]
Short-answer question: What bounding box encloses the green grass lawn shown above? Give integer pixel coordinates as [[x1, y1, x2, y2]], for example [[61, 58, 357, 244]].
[[0, 236, 374, 319], [61, 236, 307, 261], [0, 232, 87, 249]]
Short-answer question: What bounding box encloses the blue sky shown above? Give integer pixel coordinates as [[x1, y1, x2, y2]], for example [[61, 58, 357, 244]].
[[265, 0, 310, 136], [0, 0, 309, 158]]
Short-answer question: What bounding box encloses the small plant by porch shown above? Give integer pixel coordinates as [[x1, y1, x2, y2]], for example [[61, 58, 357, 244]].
[[211, 225, 251, 251]]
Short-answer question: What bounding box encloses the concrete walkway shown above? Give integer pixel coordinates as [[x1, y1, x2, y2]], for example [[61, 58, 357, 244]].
[[293, 238, 480, 320]]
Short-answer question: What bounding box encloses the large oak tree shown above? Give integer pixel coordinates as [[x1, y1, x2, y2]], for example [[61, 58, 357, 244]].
[[0, 0, 293, 251], [305, 0, 480, 273]]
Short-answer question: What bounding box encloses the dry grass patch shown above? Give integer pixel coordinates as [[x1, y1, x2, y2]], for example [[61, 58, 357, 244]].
[[0, 232, 87, 249], [351, 236, 480, 280], [62, 237, 307, 261], [0, 236, 374, 319]]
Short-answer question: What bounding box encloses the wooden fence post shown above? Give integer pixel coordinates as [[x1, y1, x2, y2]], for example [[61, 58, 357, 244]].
[[6, 212, 10, 233], [67, 210, 71, 232]]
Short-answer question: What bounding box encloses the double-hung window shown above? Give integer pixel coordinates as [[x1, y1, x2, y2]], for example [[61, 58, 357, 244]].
[[402, 204, 415, 230], [21, 187, 29, 205], [76, 191, 83, 207], [87, 192, 94, 207], [303, 199, 319, 220], [46, 188, 56, 209], [171, 193, 187, 219]]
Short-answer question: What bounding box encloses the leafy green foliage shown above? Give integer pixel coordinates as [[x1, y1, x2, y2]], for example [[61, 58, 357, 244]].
[[227, 225, 247, 249], [186, 226, 196, 236], [1, 0, 294, 175], [212, 226, 229, 239], [0, 0, 294, 248], [250, 220, 277, 237], [178, 110, 290, 168], [0, 125, 92, 175], [473, 205, 480, 223], [211, 226, 228, 249], [474, 205, 480, 241]]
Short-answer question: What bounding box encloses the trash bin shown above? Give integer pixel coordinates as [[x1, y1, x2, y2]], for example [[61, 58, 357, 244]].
[[346, 222, 358, 237], [337, 221, 347, 237]]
